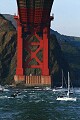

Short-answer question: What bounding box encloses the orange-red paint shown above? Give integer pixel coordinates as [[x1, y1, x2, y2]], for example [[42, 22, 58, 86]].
[[14, 0, 54, 86]]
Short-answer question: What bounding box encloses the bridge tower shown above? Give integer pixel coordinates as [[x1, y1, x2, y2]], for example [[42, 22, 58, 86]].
[[14, 0, 54, 86]]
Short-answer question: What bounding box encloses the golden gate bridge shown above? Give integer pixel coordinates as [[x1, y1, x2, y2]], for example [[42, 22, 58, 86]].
[[14, 0, 54, 87]]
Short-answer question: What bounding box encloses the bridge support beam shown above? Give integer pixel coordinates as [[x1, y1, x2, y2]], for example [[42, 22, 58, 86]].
[[14, 15, 53, 86], [42, 27, 49, 75], [14, 16, 25, 82]]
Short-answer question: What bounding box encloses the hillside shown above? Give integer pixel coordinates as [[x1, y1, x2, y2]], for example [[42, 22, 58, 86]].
[[3, 14, 17, 28], [51, 30, 80, 86], [0, 14, 16, 84]]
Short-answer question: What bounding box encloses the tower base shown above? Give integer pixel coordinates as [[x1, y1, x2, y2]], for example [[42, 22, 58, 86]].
[[14, 75, 51, 87]]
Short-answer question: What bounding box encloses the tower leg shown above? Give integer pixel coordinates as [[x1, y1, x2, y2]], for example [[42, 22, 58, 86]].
[[16, 20, 23, 75], [14, 16, 25, 83], [42, 27, 49, 75]]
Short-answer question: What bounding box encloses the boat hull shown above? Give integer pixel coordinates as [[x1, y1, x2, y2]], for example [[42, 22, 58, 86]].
[[53, 88, 67, 92], [56, 97, 76, 101]]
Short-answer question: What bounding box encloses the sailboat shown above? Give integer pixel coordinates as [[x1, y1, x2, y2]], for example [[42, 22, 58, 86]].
[[56, 72, 76, 101], [53, 70, 67, 92]]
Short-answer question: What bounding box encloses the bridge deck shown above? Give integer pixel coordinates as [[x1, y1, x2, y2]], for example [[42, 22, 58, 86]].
[[17, 0, 54, 27]]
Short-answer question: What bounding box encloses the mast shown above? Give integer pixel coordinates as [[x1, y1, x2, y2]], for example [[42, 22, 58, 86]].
[[62, 69, 63, 88], [67, 72, 70, 97]]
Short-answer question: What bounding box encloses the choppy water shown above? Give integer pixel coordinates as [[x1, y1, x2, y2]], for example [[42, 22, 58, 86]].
[[0, 87, 80, 120]]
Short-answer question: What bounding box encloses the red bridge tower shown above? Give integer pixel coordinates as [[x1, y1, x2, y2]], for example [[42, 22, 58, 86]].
[[14, 0, 54, 86]]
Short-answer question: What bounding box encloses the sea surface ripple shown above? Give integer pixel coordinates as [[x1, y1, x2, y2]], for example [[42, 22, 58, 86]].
[[0, 87, 80, 120]]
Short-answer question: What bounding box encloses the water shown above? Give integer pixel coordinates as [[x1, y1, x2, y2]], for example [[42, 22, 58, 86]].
[[0, 87, 80, 120]]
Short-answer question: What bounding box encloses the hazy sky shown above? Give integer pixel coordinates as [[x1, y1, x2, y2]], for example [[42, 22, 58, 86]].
[[51, 0, 80, 37], [0, 0, 80, 37]]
